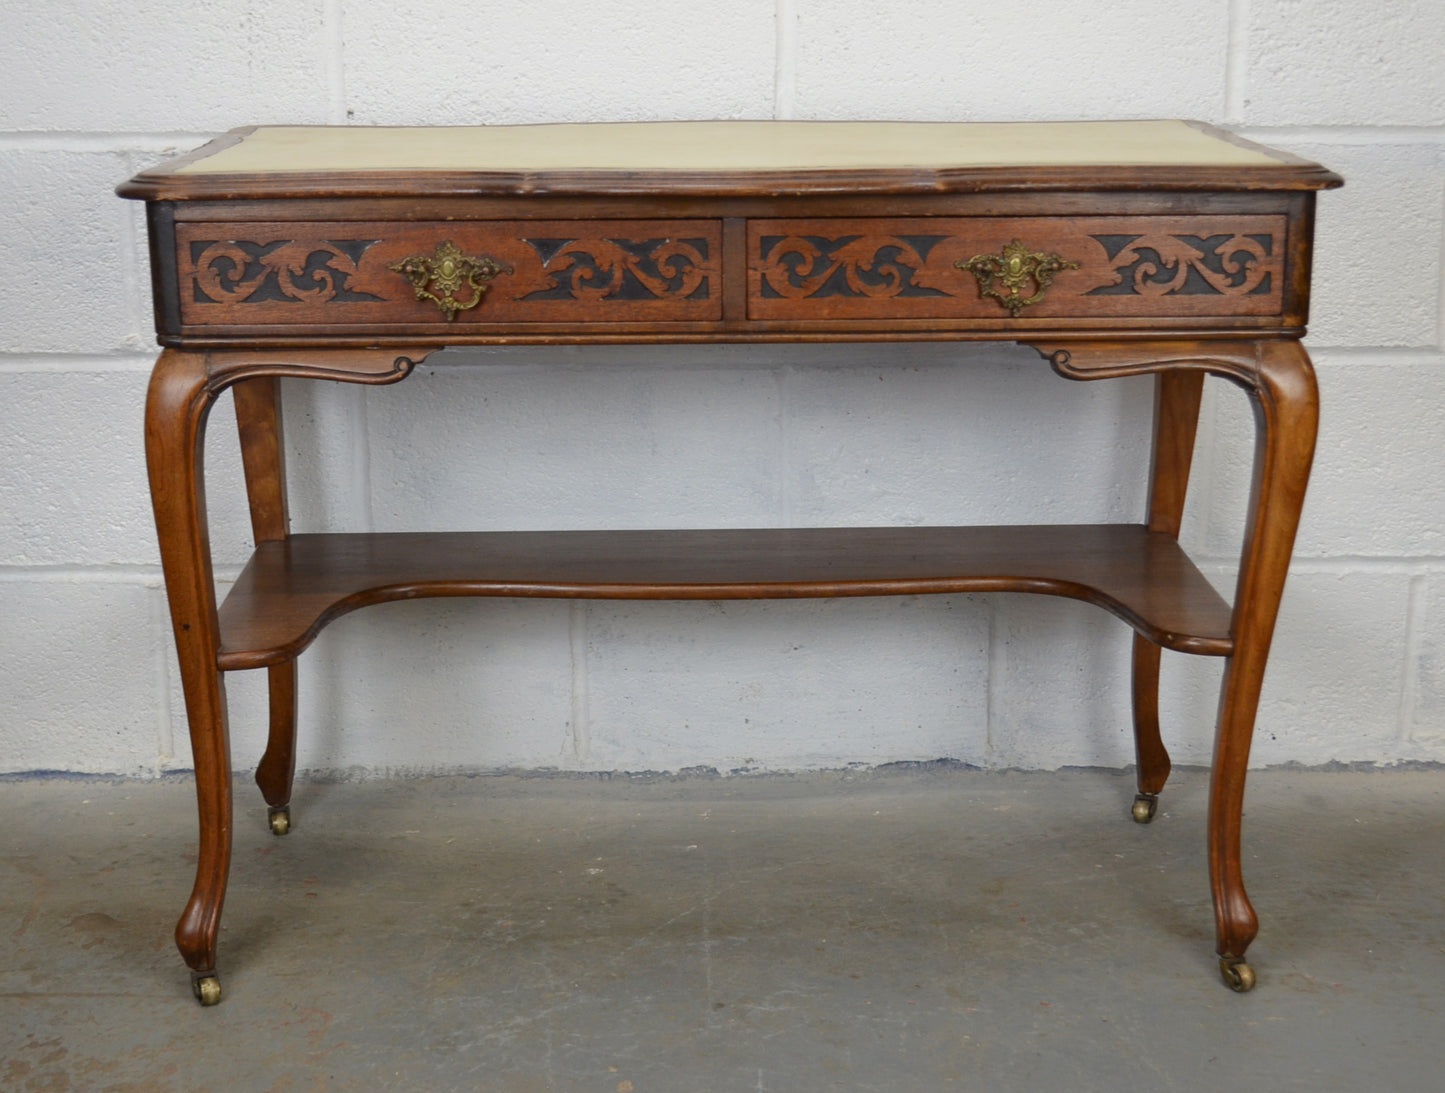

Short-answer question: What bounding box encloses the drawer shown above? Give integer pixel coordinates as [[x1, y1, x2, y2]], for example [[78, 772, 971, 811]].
[[747, 216, 1288, 322], [175, 220, 723, 327]]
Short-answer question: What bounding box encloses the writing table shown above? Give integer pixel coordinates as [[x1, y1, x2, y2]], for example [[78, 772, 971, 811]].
[[119, 120, 1341, 1005]]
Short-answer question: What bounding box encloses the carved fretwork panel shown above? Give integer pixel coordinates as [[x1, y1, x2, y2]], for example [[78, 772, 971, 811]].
[[1085, 234, 1275, 297], [176, 220, 723, 326], [189, 239, 385, 305], [747, 217, 1286, 320], [517, 238, 713, 303]]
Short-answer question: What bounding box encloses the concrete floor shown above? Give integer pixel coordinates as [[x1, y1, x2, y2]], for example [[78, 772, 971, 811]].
[[3, 766, 1443, 1092]]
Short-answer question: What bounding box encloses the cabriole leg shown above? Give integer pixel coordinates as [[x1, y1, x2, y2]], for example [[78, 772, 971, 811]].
[[1208, 340, 1318, 991], [1130, 369, 1204, 822], [255, 662, 298, 835], [147, 349, 428, 1004], [232, 376, 298, 835], [146, 349, 232, 1003], [1130, 636, 1168, 823], [1041, 339, 1318, 989]]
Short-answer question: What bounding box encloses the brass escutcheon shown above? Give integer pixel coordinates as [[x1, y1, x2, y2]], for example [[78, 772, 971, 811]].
[[389, 241, 512, 320], [958, 240, 1080, 316]]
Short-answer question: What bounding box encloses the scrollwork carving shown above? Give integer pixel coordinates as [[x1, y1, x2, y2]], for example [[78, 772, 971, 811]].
[[1089, 234, 1272, 297], [756, 235, 947, 300], [189, 240, 383, 305], [520, 237, 712, 301]]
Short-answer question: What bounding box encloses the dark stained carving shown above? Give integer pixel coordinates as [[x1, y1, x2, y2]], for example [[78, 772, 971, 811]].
[[189, 240, 383, 304], [751, 224, 1281, 317], [519, 237, 712, 301], [175, 220, 724, 325], [1088, 234, 1273, 296], [756, 235, 950, 299]]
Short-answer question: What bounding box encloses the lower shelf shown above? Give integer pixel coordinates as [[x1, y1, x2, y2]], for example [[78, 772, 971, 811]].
[[215, 525, 1234, 670]]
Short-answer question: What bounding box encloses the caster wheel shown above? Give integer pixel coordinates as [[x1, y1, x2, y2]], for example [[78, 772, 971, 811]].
[[268, 805, 291, 836], [193, 974, 222, 1006], [1131, 794, 1158, 824], [1219, 958, 1256, 993]]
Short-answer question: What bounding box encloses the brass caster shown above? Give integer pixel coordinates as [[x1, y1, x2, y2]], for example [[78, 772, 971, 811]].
[[1219, 958, 1256, 993], [268, 805, 291, 836], [1131, 794, 1158, 824], [192, 974, 222, 1006]]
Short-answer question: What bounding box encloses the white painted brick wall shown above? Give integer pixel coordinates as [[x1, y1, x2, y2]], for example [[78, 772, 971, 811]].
[[0, 370, 156, 566], [1244, 0, 1445, 126], [0, 2, 1441, 775], [0, 151, 141, 353], [342, 1, 779, 125], [0, 578, 168, 773], [1411, 576, 1445, 745], [790, 1, 1232, 121], [1, 2, 333, 132], [1275, 141, 1444, 348], [1196, 355, 1445, 561]]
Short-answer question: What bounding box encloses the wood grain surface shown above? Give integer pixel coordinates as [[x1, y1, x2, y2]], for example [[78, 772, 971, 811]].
[[215, 525, 1234, 669]]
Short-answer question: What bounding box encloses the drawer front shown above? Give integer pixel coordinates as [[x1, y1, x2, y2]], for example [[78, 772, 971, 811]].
[[748, 216, 1288, 322], [176, 220, 723, 327]]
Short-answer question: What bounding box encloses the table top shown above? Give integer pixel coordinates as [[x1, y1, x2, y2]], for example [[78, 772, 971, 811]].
[[119, 120, 1341, 200], [178, 120, 1284, 172]]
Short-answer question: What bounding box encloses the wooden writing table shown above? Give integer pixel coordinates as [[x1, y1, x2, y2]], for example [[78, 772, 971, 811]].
[[119, 120, 1341, 1005]]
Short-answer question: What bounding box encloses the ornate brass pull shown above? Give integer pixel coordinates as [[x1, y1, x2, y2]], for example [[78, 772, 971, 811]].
[[957, 240, 1079, 316], [389, 241, 512, 321]]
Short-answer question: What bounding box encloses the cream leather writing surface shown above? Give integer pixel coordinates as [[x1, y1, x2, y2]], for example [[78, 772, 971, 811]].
[[178, 120, 1283, 175]]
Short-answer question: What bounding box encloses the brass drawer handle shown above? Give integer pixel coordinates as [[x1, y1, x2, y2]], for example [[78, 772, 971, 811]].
[[958, 240, 1079, 316], [389, 241, 512, 320]]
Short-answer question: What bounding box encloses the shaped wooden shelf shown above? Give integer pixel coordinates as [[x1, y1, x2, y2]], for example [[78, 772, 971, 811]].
[[216, 525, 1234, 670]]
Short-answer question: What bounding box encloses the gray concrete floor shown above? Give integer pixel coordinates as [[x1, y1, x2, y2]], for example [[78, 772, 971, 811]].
[[3, 766, 1443, 1091]]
